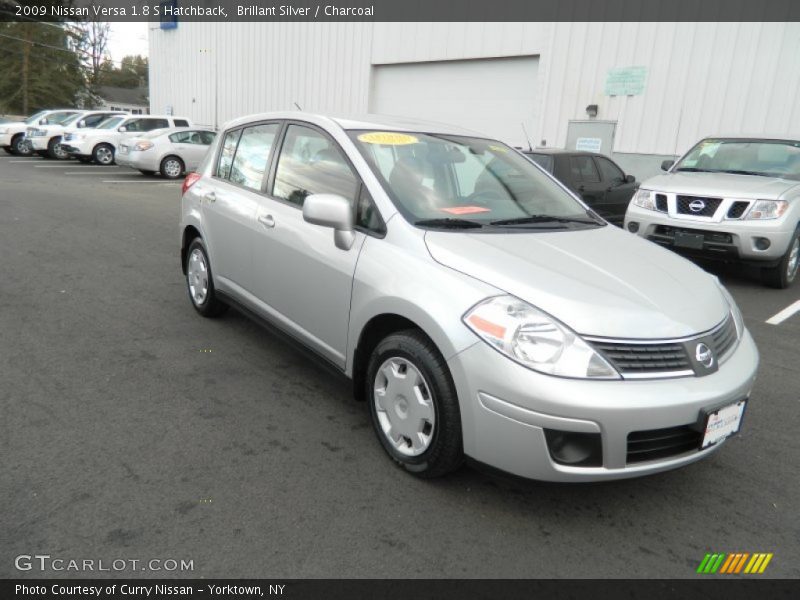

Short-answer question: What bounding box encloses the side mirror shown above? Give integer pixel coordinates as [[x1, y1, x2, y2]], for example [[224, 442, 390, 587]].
[[625, 174, 636, 183], [302, 193, 355, 250], [78, 120, 86, 127], [118, 126, 127, 132], [39, 118, 48, 125], [661, 160, 674, 172]]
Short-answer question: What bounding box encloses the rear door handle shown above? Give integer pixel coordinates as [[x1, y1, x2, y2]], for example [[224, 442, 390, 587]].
[[258, 214, 275, 228], [204, 191, 216, 203]]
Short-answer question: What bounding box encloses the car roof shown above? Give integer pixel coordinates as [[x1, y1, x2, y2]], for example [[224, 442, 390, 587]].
[[524, 148, 601, 157], [223, 111, 483, 137], [700, 134, 800, 142]]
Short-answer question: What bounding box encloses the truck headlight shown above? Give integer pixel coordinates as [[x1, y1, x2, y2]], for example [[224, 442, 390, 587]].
[[463, 296, 620, 379], [745, 200, 788, 220], [631, 189, 655, 210]]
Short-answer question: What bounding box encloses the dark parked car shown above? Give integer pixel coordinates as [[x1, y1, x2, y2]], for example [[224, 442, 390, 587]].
[[523, 149, 638, 225]]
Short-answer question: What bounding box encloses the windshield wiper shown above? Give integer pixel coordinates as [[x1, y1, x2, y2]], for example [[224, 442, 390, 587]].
[[489, 215, 602, 226], [718, 169, 769, 177], [414, 218, 484, 229], [675, 167, 712, 172]]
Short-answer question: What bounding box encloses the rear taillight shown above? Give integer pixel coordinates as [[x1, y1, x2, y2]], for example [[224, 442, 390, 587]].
[[182, 172, 201, 195]]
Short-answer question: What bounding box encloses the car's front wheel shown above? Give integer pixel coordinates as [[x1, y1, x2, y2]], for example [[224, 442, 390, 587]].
[[47, 137, 69, 160], [11, 134, 32, 156], [185, 237, 228, 318], [762, 229, 799, 289], [92, 143, 115, 165], [366, 330, 463, 478], [161, 156, 184, 179]]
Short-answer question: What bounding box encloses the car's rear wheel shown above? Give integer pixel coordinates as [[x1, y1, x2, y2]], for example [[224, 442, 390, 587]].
[[185, 238, 228, 318], [11, 134, 32, 156], [366, 330, 463, 478], [47, 137, 69, 160], [92, 143, 114, 165], [762, 229, 799, 289], [161, 156, 184, 179]]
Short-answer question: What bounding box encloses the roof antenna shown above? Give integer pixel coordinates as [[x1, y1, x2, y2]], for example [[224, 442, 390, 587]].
[[293, 102, 302, 111], [521, 122, 533, 152]]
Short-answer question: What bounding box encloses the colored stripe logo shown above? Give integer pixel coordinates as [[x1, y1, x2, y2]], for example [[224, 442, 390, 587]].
[[697, 552, 773, 574]]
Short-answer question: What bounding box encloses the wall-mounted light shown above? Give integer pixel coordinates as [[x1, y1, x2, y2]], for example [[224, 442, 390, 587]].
[[586, 104, 598, 118]]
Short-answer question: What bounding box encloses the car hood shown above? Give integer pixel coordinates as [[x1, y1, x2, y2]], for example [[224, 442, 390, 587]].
[[424, 226, 729, 339], [644, 171, 799, 199]]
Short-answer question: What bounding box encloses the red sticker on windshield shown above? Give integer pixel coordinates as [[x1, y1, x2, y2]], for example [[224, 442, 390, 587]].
[[441, 206, 491, 215]]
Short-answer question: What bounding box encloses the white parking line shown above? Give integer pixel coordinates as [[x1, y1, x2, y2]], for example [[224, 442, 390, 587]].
[[102, 180, 177, 184], [8, 159, 38, 163], [766, 300, 800, 325], [63, 171, 134, 175], [34, 165, 120, 169]]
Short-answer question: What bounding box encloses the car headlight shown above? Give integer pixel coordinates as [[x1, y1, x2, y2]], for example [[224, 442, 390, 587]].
[[631, 189, 656, 210], [133, 141, 154, 151], [714, 279, 744, 341], [745, 200, 788, 220], [463, 295, 620, 379]]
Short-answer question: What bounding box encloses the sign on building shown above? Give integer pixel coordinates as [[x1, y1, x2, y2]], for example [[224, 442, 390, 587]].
[[605, 66, 647, 96]]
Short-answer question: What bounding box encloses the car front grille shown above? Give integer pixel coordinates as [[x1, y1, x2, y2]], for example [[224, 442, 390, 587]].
[[655, 193, 668, 212], [627, 425, 701, 464], [676, 195, 722, 217], [587, 314, 738, 378], [727, 201, 750, 219]]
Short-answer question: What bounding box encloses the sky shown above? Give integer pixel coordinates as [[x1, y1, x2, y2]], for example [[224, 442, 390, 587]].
[[106, 22, 149, 61]]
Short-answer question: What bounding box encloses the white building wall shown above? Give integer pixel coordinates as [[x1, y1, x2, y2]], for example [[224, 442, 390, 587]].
[[150, 21, 800, 172]]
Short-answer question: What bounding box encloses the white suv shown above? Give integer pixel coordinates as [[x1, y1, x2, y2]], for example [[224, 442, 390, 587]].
[[625, 135, 800, 288], [0, 109, 79, 156], [26, 110, 125, 159], [61, 114, 192, 165]]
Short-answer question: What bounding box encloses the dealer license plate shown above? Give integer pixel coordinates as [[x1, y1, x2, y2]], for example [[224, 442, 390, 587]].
[[674, 231, 704, 249], [701, 400, 746, 449]]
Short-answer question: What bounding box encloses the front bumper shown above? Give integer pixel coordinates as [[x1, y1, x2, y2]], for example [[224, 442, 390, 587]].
[[448, 329, 758, 482], [625, 204, 796, 265]]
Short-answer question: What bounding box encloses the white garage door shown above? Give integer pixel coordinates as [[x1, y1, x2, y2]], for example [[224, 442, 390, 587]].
[[369, 56, 539, 147]]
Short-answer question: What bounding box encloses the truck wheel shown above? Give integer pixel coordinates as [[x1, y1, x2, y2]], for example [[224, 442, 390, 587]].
[[762, 230, 799, 289], [12, 134, 32, 156], [47, 137, 69, 160]]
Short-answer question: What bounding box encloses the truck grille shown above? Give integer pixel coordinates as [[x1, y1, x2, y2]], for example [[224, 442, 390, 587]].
[[655, 193, 668, 212], [627, 425, 701, 463], [727, 201, 750, 219], [676, 195, 722, 217]]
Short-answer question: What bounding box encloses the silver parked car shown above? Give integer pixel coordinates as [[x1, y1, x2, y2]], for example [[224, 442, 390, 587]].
[[180, 113, 759, 482], [116, 128, 216, 178], [625, 136, 800, 288]]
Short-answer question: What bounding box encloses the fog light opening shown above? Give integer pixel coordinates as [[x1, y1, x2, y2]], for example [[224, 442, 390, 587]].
[[754, 237, 771, 251], [627, 222, 640, 233], [544, 430, 603, 467]]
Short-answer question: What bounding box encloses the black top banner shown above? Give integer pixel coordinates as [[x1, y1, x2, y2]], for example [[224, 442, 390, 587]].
[[1, 0, 799, 22]]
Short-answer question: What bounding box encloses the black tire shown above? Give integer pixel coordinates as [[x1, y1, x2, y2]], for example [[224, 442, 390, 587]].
[[185, 237, 228, 318], [139, 169, 156, 176], [160, 155, 185, 179], [762, 228, 800, 289], [47, 136, 69, 160], [366, 329, 463, 478], [11, 134, 32, 156], [92, 143, 115, 165]]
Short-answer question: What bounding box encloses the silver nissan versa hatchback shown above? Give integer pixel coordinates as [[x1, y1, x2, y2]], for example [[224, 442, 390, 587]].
[[179, 112, 759, 482]]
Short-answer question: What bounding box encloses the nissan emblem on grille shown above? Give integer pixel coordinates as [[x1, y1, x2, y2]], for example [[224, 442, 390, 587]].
[[689, 199, 706, 213], [695, 343, 714, 368]]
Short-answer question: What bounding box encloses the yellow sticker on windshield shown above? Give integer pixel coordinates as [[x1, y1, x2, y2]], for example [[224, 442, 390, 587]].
[[489, 145, 508, 153], [358, 132, 419, 145]]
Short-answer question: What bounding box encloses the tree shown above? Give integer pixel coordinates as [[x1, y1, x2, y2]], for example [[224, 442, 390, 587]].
[[97, 54, 148, 88]]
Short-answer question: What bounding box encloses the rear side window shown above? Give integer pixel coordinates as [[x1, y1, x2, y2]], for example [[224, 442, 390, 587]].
[[569, 156, 600, 182], [81, 114, 107, 128], [126, 118, 169, 132], [169, 131, 192, 143], [174, 119, 189, 127], [272, 124, 358, 207], [528, 153, 554, 173], [229, 123, 280, 191], [216, 129, 241, 180]]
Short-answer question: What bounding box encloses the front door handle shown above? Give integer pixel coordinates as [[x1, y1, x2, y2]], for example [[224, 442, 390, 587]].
[[258, 214, 275, 228], [204, 191, 216, 203]]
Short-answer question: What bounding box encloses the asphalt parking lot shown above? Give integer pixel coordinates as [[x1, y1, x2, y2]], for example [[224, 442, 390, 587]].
[[1, 154, 798, 579]]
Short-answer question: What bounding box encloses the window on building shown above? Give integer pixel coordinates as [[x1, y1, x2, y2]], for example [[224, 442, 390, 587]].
[[273, 125, 358, 207], [228, 124, 280, 191]]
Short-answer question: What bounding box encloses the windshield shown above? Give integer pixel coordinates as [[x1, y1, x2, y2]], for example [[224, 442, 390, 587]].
[[348, 131, 599, 229], [674, 138, 800, 180], [24, 111, 47, 124], [61, 113, 85, 127], [96, 116, 125, 130]]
